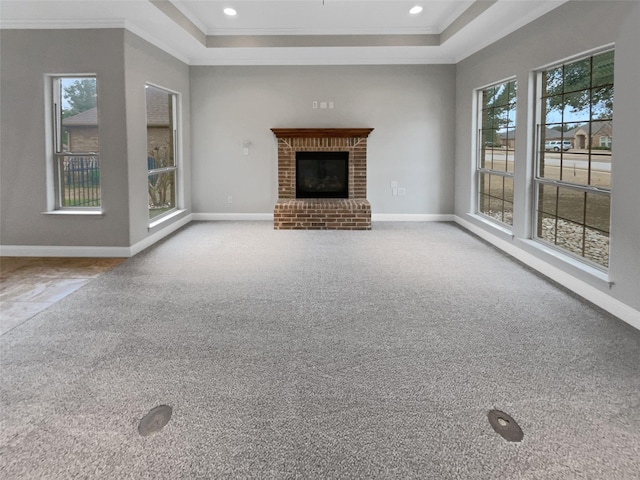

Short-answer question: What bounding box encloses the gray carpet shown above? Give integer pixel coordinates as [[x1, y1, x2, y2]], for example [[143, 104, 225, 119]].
[[1, 221, 639, 479]]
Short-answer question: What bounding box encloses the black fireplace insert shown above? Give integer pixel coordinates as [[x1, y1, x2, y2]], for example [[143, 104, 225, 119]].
[[296, 151, 349, 198]]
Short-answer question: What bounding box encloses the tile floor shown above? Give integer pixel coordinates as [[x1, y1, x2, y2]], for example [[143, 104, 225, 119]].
[[0, 257, 125, 335]]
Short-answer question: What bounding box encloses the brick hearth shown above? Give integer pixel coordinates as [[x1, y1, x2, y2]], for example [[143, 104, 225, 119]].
[[271, 128, 374, 230]]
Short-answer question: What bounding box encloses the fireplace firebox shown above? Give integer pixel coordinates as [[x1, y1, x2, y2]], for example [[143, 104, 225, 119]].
[[296, 151, 348, 198]]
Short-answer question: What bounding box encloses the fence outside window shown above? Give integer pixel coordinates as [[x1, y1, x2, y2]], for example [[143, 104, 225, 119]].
[[56, 154, 100, 207]]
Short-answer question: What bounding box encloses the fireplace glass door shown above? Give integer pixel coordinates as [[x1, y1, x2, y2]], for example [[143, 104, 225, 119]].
[[296, 151, 349, 198]]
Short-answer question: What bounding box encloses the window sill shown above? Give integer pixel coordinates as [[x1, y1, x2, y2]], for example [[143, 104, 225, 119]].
[[42, 210, 104, 216], [149, 209, 186, 230], [520, 238, 611, 285], [469, 213, 513, 237]]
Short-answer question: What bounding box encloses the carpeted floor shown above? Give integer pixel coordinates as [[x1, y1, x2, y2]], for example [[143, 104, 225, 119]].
[[1, 221, 639, 479]]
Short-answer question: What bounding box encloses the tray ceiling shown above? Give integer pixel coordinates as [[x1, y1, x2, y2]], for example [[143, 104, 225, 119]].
[[0, 0, 567, 65]]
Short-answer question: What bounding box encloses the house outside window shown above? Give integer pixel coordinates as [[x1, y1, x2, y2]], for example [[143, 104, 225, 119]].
[[599, 136, 612, 149], [477, 79, 517, 227], [146, 84, 178, 220], [50, 76, 100, 209], [535, 49, 614, 268]]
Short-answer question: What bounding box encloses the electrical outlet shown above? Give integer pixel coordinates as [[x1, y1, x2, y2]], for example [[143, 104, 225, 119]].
[[227, 196, 233, 203], [397, 188, 406, 196], [312, 101, 318, 109]]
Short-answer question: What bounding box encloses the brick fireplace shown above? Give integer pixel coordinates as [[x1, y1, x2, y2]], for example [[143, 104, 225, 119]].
[[271, 128, 374, 230]]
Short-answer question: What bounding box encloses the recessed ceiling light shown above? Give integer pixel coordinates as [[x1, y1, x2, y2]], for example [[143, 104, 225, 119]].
[[224, 7, 237, 16], [409, 6, 423, 15]]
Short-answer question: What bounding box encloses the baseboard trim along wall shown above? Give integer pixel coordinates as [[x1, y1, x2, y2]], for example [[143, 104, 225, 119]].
[[454, 215, 640, 332], [191, 213, 274, 221], [0, 213, 193, 258], [191, 213, 455, 222], [372, 214, 455, 222], [0, 244, 132, 258]]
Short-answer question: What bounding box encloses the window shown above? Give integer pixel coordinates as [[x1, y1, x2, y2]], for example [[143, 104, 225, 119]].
[[477, 79, 517, 226], [50, 76, 100, 209], [146, 84, 178, 220], [535, 50, 614, 269]]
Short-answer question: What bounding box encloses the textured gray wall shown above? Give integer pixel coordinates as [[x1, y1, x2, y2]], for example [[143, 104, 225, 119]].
[[0, 29, 191, 248], [189, 65, 456, 215], [0, 29, 129, 246], [123, 30, 191, 245], [454, 1, 640, 310]]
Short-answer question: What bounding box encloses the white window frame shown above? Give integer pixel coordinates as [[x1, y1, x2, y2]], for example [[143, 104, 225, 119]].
[[532, 47, 614, 270], [146, 83, 182, 227], [45, 74, 101, 213], [475, 78, 517, 229]]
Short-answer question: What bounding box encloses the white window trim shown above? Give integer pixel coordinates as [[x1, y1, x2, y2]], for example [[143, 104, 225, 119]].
[[531, 47, 614, 272], [145, 83, 184, 228], [474, 77, 517, 230], [44, 73, 103, 214]]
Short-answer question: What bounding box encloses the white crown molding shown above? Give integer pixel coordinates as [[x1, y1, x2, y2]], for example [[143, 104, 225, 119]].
[[0, 18, 126, 29], [206, 26, 441, 36], [190, 52, 457, 66]]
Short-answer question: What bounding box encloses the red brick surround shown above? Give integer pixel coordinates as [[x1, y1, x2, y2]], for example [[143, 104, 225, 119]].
[[271, 128, 373, 230]]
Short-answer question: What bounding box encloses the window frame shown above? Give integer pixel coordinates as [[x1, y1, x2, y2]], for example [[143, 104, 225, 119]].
[[475, 78, 517, 229], [47, 74, 101, 212], [145, 83, 180, 224], [533, 47, 614, 270]]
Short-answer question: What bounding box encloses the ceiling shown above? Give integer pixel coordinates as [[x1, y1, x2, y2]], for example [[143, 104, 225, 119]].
[[0, 0, 567, 65]]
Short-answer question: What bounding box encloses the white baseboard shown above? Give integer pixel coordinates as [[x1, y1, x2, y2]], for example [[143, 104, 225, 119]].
[[0, 213, 193, 258], [192, 213, 274, 221], [372, 214, 455, 222], [454, 215, 640, 331], [192, 213, 454, 222], [0, 245, 131, 257], [130, 213, 193, 256]]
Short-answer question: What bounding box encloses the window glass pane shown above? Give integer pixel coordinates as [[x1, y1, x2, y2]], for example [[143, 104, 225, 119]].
[[585, 191, 610, 233], [592, 50, 614, 87], [146, 85, 178, 220], [544, 66, 563, 96], [584, 228, 609, 267], [538, 183, 557, 216], [60, 77, 99, 153], [148, 171, 176, 218], [490, 147, 509, 173], [477, 78, 516, 229], [58, 155, 101, 207], [482, 87, 496, 108], [563, 91, 590, 123], [555, 219, 584, 258], [591, 86, 613, 121], [557, 187, 586, 224], [544, 96, 563, 124], [146, 85, 175, 168], [563, 57, 591, 92], [537, 212, 557, 244]]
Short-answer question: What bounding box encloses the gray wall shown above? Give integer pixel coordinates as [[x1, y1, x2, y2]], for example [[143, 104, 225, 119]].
[[123, 31, 191, 245], [0, 29, 191, 248], [189, 65, 456, 215], [0, 29, 129, 246], [454, 1, 640, 310]]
